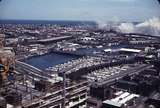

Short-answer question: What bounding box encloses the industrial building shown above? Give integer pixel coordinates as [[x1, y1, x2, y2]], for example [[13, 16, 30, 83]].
[[101, 91, 140, 108], [0, 34, 89, 108], [22, 78, 88, 108], [0, 70, 88, 108]]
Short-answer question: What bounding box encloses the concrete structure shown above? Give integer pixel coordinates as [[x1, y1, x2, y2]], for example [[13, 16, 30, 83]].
[[22, 79, 88, 108], [37, 36, 73, 44], [102, 91, 139, 108], [0, 60, 89, 108]]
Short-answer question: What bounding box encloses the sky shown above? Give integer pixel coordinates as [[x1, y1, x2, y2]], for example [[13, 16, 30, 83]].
[[0, 0, 160, 22]]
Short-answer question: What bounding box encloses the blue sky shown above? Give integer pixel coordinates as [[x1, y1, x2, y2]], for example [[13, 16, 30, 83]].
[[0, 0, 160, 21]]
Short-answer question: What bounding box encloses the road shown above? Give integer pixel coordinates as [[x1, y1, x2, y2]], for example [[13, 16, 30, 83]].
[[15, 60, 52, 81]]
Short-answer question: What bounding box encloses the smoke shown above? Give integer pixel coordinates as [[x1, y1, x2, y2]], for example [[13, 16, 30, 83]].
[[96, 18, 120, 30], [118, 23, 135, 33], [136, 17, 160, 35], [95, 17, 160, 36], [118, 17, 160, 36], [96, 20, 110, 30]]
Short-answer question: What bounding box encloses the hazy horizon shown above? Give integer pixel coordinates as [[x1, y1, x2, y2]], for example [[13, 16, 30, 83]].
[[0, 0, 160, 22]]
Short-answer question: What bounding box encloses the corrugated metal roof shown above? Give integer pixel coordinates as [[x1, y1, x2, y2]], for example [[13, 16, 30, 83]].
[[103, 100, 122, 107]]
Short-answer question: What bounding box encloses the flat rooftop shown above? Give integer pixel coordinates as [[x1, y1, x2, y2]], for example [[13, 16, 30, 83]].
[[103, 91, 139, 107], [37, 36, 72, 43]]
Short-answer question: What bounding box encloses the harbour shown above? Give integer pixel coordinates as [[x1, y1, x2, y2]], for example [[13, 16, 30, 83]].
[[23, 52, 80, 70]]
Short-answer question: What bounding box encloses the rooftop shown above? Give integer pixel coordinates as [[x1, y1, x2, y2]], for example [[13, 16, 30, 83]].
[[103, 91, 139, 107]]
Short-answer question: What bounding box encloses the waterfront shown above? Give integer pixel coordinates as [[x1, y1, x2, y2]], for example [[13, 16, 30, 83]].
[[24, 53, 80, 70]]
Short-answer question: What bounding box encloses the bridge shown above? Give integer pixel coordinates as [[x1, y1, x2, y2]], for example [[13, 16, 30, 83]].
[[124, 33, 160, 40], [37, 36, 73, 44]]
